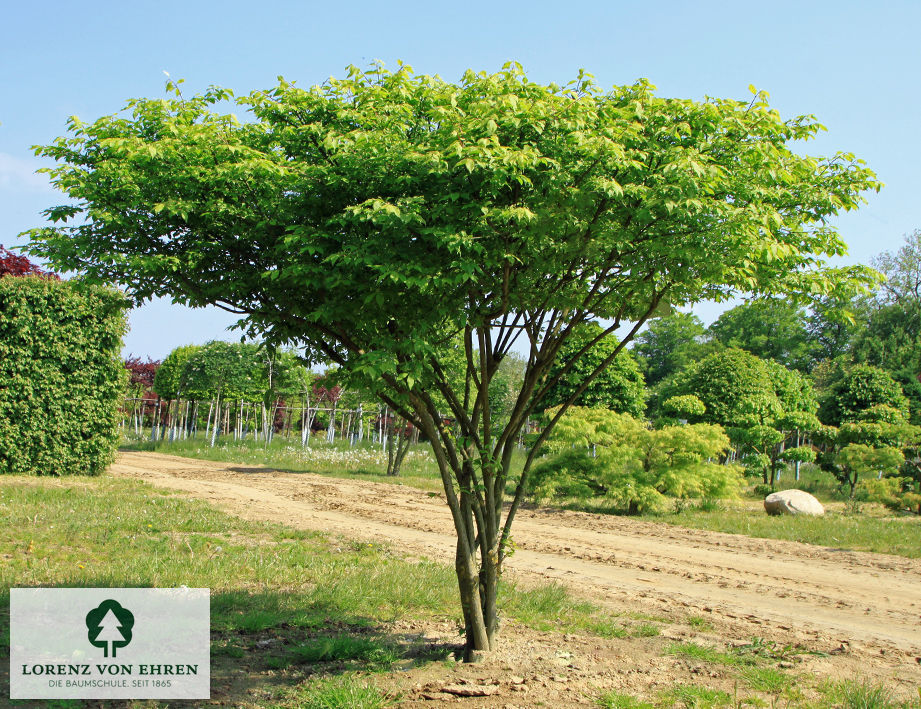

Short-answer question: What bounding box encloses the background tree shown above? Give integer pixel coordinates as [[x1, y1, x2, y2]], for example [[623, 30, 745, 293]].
[[182, 341, 266, 444], [819, 364, 910, 427], [668, 349, 818, 484], [26, 64, 880, 659], [182, 341, 266, 402], [806, 295, 864, 364], [667, 349, 781, 430], [123, 355, 160, 399], [848, 231, 921, 422], [708, 299, 813, 371], [831, 404, 919, 499], [751, 360, 820, 487], [539, 322, 647, 417], [871, 229, 921, 307], [0, 244, 58, 279], [835, 444, 905, 499], [630, 312, 712, 388], [153, 344, 202, 400]]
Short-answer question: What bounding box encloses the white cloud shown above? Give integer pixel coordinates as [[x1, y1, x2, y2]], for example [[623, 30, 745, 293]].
[[0, 153, 53, 193]]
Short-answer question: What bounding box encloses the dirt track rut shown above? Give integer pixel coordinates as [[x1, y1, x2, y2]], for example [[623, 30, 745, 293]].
[[110, 451, 921, 660]]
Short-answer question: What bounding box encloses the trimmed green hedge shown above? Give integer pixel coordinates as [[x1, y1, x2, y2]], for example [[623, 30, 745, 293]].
[[0, 276, 128, 475]]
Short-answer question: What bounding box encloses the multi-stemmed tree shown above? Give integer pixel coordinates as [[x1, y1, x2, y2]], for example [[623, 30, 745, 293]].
[[26, 64, 878, 658]]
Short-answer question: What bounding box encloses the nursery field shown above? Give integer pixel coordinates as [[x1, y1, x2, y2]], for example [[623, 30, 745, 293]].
[[127, 436, 921, 558], [3, 453, 920, 707], [95, 450, 921, 705]]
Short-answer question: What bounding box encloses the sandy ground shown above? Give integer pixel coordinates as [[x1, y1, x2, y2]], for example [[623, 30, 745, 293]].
[[110, 451, 921, 706]]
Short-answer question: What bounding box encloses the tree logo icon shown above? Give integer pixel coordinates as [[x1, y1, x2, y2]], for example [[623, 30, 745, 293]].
[[86, 599, 134, 658]]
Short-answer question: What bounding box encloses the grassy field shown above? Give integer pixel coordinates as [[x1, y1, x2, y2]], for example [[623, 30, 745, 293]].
[[0, 474, 669, 708], [2, 473, 918, 708], [125, 434, 921, 559]]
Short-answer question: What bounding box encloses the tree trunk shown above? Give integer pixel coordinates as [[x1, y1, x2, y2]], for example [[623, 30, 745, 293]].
[[386, 417, 411, 476], [209, 394, 221, 447], [455, 538, 495, 660]]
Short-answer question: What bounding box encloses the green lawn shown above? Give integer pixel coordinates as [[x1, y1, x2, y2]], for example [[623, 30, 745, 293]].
[[0, 474, 655, 708]]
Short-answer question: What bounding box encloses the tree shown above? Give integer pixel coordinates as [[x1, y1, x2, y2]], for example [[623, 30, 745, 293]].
[[631, 312, 711, 387], [667, 349, 781, 429], [181, 341, 266, 444], [820, 364, 910, 426], [836, 444, 905, 499], [26, 64, 879, 659], [539, 322, 647, 417], [871, 229, 921, 307], [182, 341, 265, 402], [708, 299, 813, 371], [848, 231, 921, 421], [668, 349, 818, 485], [124, 355, 160, 399], [0, 244, 58, 279], [530, 407, 743, 513], [850, 302, 921, 422], [153, 344, 201, 399], [806, 295, 865, 364]]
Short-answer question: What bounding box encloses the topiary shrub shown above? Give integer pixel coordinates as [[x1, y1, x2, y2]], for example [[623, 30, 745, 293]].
[[531, 407, 744, 514], [0, 276, 128, 475], [529, 449, 609, 502]]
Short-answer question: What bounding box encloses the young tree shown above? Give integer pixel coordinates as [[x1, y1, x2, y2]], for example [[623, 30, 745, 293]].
[[667, 348, 782, 429], [182, 341, 266, 444], [25, 65, 879, 659], [668, 349, 818, 485], [123, 355, 160, 399], [530, 407, 742, 513], [820, 364, 910, 426], [153, 344, 202, 400]]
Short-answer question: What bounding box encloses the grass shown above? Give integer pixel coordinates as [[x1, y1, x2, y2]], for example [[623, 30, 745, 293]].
[[597, 692, 656, 709], [687, 615, 714, 631], [665, 502, 921, 558], [665, 641, 753, 667], [598, 679, 921, 709], [820, 679, 921, 709], [277, 673, 394, 708], [0, 473, 647, 707], [658, 684, 732, 708], [736, 666, 789, 694]]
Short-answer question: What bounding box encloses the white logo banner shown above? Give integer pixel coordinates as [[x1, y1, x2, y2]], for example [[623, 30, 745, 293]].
[[10, 587, 209, 699]]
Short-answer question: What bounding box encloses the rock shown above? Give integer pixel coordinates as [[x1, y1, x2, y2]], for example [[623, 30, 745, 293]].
[[764, 489, 825, 516], [442, 684, 500, 697]]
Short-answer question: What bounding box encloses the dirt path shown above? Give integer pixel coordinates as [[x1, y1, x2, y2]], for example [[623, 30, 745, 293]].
[[111, 451, 921, 672]]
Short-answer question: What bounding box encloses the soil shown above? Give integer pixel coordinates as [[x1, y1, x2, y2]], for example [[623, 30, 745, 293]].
[[110, 451, 921, 706]]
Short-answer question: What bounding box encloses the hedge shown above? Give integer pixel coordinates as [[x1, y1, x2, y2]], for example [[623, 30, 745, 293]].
[[0, 276, 128, 475]]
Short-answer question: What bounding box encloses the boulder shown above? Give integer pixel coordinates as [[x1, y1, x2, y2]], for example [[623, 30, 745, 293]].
[[764, 489, 825, 516]]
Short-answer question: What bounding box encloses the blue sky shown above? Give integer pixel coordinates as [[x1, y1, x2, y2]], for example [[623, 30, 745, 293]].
[[2, 0, 919, 359]]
